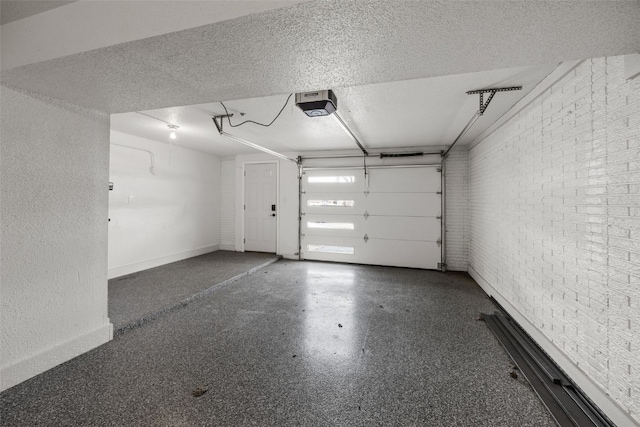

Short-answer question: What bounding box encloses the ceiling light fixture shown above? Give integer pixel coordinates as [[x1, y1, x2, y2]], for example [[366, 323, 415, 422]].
[[135, 112, 180, 141], [167, 124, 179, 140]]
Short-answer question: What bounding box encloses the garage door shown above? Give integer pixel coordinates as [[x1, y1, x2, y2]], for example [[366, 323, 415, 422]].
[[300, 166, 442, 269]]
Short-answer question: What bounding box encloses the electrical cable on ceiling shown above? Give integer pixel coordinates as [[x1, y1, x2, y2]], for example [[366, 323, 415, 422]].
[[220, 94, 293, 128], [136, 111, 174, 126]]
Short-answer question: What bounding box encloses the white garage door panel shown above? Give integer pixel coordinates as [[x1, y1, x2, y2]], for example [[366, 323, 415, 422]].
[[366, 193, 441, 217], [302, 193, 366, 215], [303, 170, 364, 193], [303, 214, 361, 238], [301, 166, 441, 270], [302, 236, 440, 270], [302, 193, 441, 217], [303, 236, 361, 254], [363, 239, 441, 269], [365, 216, 441, 241], [368, 167, 441, 193], [303, 215, 440, 242]]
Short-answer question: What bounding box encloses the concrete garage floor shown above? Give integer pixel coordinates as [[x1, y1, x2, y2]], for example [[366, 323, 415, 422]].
[[1, 260, 555, 426], [109, 251, 279, 332]]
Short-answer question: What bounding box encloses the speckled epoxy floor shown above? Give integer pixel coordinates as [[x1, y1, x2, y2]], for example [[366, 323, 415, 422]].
[[1, 260, 555, 426], [109, 251, 279, 331]]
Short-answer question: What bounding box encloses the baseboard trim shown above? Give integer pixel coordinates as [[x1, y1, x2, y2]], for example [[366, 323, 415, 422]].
[[468, 265, 638, 427], [108, 245, 220, 279], [219, 243, 235, 251], [0, 322, 113, 392]]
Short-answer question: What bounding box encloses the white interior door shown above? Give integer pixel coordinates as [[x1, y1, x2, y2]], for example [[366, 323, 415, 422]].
[[301, 166, 441, 269], [244, 163, 277, 253]]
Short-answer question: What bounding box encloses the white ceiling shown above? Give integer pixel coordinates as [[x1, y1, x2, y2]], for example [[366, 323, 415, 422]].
[[0, 1, 309, 71], [111, 63, 557, 157], [0, 0, 76, 25], [2, 1, 637, 158], [2, 1, 638, 116]]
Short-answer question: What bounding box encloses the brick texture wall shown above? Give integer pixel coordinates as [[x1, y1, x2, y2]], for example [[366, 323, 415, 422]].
[[445, 149, 470, 271], [469, 56, 639, 422], [220, 159, 236, 248]]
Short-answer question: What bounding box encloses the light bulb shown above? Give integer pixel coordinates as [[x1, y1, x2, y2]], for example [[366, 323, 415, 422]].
[[167, 124, 179, 140]]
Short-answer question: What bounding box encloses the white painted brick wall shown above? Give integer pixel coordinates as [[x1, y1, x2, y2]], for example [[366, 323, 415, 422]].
[[220, 159, 236, 248], [470, 56, 640, 423], [445, 149, 469, 271]]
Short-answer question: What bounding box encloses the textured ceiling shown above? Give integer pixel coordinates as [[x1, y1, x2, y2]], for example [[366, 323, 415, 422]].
[[2, 1, 638, 115], [111, 63, 557, 156], [0, 1, 308, 71], [0, 0, 76, 25]]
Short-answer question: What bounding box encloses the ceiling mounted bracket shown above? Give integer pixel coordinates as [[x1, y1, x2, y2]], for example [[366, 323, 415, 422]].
[[212, 114, 234, 133], [466, 86, 522, 115], [211, 117, 299, 165], [443, 86, 522, 158]]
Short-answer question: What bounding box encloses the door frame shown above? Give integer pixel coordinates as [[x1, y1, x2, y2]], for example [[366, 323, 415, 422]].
[[240, 160, 280, 254]]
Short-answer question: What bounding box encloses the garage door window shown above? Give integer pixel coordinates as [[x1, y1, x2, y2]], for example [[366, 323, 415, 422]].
[[307, 221, 354, 230], [308, 176, 355, 184], [307, 200, 355, 207], [307, 244, 355, 255]]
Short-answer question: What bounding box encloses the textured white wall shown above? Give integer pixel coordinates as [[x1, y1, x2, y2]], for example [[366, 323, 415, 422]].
[[445, 149, 469, 271], [108, 131, 221, 278], [469, 56, 639, 424], [220, 159, 236, 250], [0, 86, 112, 391]]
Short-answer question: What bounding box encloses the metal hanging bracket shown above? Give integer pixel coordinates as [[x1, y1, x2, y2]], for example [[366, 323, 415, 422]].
[[212, 114, 234, 133], [443, 86, 522, 158], [466, 87, 522, 115]]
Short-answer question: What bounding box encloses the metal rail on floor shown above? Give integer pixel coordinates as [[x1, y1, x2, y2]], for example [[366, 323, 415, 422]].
[[482, 310, 615, 427]]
